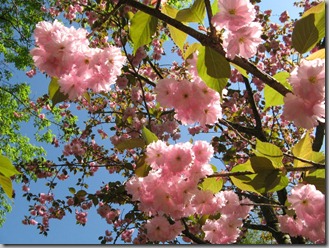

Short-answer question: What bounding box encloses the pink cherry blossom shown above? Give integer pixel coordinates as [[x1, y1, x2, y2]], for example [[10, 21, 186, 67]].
[[144, 216, 183, 243], [289, 58, 325, 101], [155, 78, 222, 126], [288, 184, 325, 224], [278, 183, 325, 244], [212, 0, 256, 31], [282, 93, 325, 129], [224, 22, 263, 59]]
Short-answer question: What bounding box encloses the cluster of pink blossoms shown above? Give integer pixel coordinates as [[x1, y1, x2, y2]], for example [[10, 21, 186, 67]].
[[155, 78, 222, 126], [126, 140, 253, 243], [31, 20, 126, 100], [278, 184, 325, 244], [282, 58, 325, 129], [212, 0, 262, 59]]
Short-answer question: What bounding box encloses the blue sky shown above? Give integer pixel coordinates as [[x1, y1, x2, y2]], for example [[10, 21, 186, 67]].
[[0, 0, 307, 245]]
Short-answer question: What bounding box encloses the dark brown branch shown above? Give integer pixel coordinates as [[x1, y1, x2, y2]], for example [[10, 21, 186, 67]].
[[204, 0, 216, 37], [243, 76, 267, 142], [312, 122, 325, 152]]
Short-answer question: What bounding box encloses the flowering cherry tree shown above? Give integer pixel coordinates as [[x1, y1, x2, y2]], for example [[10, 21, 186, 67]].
[[2, 0, 325, 244]]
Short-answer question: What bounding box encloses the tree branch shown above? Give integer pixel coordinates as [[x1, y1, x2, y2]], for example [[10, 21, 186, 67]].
[[123, 0, 292, 96], [243, 76, 267, 142]]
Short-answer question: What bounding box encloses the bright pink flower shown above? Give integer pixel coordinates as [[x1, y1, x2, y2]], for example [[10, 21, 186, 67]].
[[288, 184, 325, 224], [144, 216, 183, 243], [165, 143, 193, 173], [282, 93, 325, 129], [192, 140, 214, 164], [155, 78, 222, 126], [155, 78, 178, 108], [224, 22, 262, 59], [145, 140, 168, 169], [191, 190, 218, 215], [58, 66, 89, 100], [212, 0, 256, 31], [87, 46, 126, 93], [289, 58, 325, 101]]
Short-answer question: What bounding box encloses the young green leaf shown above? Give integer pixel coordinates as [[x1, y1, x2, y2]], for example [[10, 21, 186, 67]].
[[291, 131, 313, 167], [114, 138, 146, 151], [0, 154, 20, 178], [292, 2, 325, 54], [306, 48, 325, 60], [135, 155, 151, 177], [176, 0, 206, 23], [0, 175, 13, 199], [48, 77, 69, 106], [304, 168, 325, 194], [200, 177, 223, 194], [197, 46, 228, 93], [204, 46, 231, 79], [141, 126, 158, 145], [253, 139, 283, 168], [129, 11, 158, 54], [183, 42, 201, 60], [162, 5, 187, 51], [264, 71, 291, 109]]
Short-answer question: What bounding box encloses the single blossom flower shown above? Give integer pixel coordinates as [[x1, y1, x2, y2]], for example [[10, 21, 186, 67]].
[[224, 22, 263, 59], [212, 0, 256, 31]]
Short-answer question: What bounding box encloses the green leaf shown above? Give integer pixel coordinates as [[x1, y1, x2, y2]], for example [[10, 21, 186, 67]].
[[200, 177, 223, 194], [292, 2, 325, 54], [68, 187, 76, 194], [230, 158, 288, 194], [141, 126, 158, 145], [211, 0, 218, 15], [249, 156, 276, 172], [197, 46, 228, 93], [114, 138, 146, 151], [176, 0, 205, 23], [129, 11, 158, 54], [135, 155, 150, 177], [183, 42, 201, 60], [76, 190, 87, 197], [0, 175, 13, 199], [264, 71, 291, 109], [48, 77, 69, 106], [303, 169, 325, 194], [291, 131, 313, 167], [162, 5, 187, 51], [311, 151, 325, 164], [0, 155, 20, 178], [306, 48, 325, 60], [253, 139, 283, 168], [204, 46, 231, 79]]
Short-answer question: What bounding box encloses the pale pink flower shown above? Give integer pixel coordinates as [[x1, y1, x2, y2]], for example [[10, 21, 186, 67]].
[[165, 143, 193, 173], [224, 22, 262, 59], [145, 216, 183, 243], [212, 0, 256, 31], [155, 78, 178, 108], [191, 190, 218, 215], [288, 184, 325, 224], [87, 46, 126, 93], [192, 140, 214, 164], [282, 93, 325, 129], [289, 58, 325, 101], [145, 140, 168, 169], [58, 66, 89, 100]]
